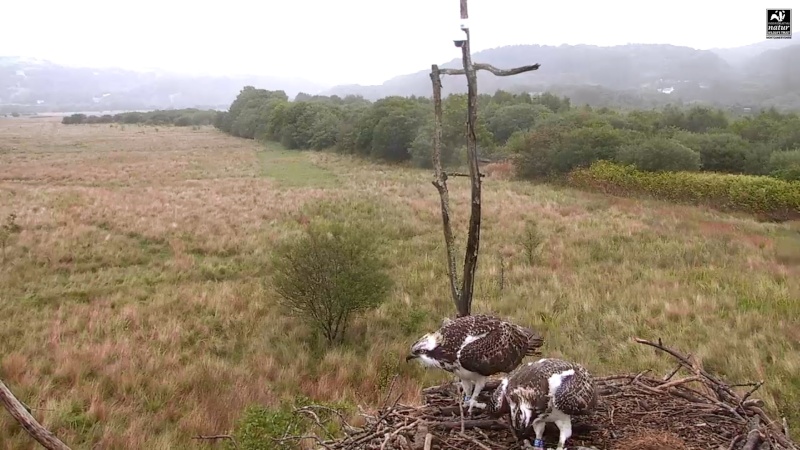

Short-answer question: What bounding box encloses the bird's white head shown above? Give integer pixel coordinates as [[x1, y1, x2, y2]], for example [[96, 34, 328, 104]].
[[405, 332, 443, 363]]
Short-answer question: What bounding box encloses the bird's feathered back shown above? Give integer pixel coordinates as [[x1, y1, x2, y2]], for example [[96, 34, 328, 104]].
[[409, 314, 544, 376], [492, 358, 598, 428]]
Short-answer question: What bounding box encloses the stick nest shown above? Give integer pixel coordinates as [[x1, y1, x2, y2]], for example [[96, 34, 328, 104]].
[[283, 339, 799, 450]]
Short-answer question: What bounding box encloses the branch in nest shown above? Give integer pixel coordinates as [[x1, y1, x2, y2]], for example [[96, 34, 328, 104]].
[[439, 63, 541, 77], [271, 434, 334, 449], [634, 337, 757, 404]]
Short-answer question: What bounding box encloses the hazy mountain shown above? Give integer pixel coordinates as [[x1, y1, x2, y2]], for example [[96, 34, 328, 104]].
[[3, 40, 799, 114], [709, 39, 796, 67], [0, 57, 328, 114], [320, 41, 800, 110]]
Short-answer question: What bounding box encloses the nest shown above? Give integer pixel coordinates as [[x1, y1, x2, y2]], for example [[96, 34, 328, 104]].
[[281, 339, 799, 450]]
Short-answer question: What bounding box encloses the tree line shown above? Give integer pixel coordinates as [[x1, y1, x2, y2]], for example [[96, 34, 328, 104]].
[[211, 86, 800, 221], [61, 109, 218, 127], [213, 86, 800, 183]]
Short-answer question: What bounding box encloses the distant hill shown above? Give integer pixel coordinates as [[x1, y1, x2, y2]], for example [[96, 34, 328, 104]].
[[320, 41, 800, 110], [0, 57, 328, 114], [3, 40, 799, 114]]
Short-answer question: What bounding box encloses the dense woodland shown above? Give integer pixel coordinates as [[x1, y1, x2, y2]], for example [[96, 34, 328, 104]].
[[208, 86, 799, 178]]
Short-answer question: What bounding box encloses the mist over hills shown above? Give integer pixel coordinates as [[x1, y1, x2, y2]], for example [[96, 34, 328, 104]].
[[2, 39, 798, 114], [0, 57, 328, 114], [321, 40, 800, 110]]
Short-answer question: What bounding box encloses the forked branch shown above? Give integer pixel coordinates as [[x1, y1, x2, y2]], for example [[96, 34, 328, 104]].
[[428, 0, 541, 317]]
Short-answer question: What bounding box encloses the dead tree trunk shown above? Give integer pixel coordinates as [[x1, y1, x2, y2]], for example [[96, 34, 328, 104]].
[[430, 0, 541, 317], [0, 378, 72, 450]]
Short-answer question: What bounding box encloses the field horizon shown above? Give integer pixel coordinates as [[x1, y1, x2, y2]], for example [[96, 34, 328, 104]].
[[1, 117, 799, 449]]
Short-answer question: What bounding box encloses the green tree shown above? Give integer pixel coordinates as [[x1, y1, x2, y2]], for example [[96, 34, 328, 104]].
[[673, 132, 750, 173], [617, 137, 701, 172], [270, 221, 393, 344], [487, 103, 550, 144]]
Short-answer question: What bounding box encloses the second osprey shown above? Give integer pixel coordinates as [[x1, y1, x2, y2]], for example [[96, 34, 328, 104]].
[[406, 314, 544, 414]]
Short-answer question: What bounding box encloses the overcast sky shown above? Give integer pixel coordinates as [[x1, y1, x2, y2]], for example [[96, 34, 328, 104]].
[[1, 0, 794, 86]]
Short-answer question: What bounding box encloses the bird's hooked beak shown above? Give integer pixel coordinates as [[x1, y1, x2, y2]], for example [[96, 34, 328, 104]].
[[405, 354, 417, 362]]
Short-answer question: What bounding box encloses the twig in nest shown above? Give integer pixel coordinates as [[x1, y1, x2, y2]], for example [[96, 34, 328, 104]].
[[192, 434, 240, 449], [459, 431, 493, 450], [423, 433, 433, 450], [382, 374, 400, 408], [634, 337, 740, 402], [741, 380, 765, 405], [663, 363, 682, 381], [270, 435, 333, 449], [655, 375, 702, 391]]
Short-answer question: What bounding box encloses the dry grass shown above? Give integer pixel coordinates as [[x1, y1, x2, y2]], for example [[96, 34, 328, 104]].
[[0, 117, 799, 449]]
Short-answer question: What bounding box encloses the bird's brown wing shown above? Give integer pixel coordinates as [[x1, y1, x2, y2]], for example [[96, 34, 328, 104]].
[[458, 323, 529, 376], [553, 366, 598, 416]]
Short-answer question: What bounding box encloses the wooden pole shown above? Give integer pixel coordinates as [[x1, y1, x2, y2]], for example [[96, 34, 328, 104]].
[[429, 0, 541, 317]]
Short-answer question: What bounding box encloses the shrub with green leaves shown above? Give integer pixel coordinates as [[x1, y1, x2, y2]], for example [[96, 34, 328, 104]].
[[769, 149, 800, 182], [616, 136, 701, 172], [673, 131, 750, 174], [569, 160, 800, 221], [235, 396, 352, 450], [270, 220, 393, 344]]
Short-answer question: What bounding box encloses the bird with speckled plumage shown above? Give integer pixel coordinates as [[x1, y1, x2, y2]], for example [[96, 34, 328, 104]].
[[405, 315, 544, 415], [488, 358, 598, 450]]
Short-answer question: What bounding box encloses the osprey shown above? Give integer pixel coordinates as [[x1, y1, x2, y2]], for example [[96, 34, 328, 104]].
[[488, 358, 598, 450], [405, 314, 544, 414]]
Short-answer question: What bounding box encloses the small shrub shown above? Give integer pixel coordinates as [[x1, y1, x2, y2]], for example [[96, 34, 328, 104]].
[[174, 115, 192, 127], [483, 161, 515, 179], [1, 213, 21, 264], [769, 149, 800, 182], [616, 137, 701, 172], [568, 161, 800, 221], [521, 220, 545, 265], [236, 403, 306, 450], [270, 220, 393, 344], [235, 397, 351, 450]]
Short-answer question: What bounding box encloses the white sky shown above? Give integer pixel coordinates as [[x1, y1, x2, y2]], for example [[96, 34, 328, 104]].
[[1, 0, 795, 86]]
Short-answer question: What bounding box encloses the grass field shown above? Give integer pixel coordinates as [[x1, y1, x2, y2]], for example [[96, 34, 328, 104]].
[[1, 117, 799, 449]]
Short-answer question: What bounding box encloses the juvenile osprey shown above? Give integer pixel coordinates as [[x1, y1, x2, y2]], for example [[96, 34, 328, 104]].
[[488, 358, 598, 450], [405, 314, 544, 414]]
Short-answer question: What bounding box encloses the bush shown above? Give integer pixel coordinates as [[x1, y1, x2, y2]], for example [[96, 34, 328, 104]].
[[616, 137, 701, 172], [174, 115, 192, 127], [270, 220, 393, 344], [673, 132, 750, 174], [549, 125, 638, 174], [569, 160, 800, 221], [769, 149, 800, 181]]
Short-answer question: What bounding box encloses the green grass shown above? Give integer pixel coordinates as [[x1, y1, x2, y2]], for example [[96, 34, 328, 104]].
[[257, 146, 338, 188], [0, 118, 799, 449]]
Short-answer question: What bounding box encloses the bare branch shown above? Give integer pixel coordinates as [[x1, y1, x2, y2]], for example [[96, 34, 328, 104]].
[[456, 15, 481, 317], [446, 171, 486, 178], [439, 62, 541, 77], [430, 64, 464, 314], [0, 379, 72, 450]]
